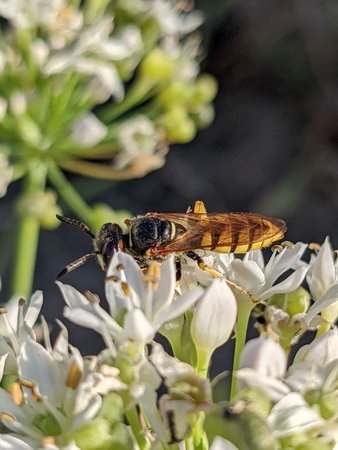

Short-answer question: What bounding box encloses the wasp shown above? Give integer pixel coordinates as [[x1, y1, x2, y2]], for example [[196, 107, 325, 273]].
[[56, 201, 286, 279]]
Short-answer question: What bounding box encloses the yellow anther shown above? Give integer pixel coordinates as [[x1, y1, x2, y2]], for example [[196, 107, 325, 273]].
[[10, 381, 24, 406], [121, 281, 132, 297], [42, 436, 56, 445], [0, 412, 15, 422], [19, 379, 43, 402], [66, 361, 82, 389], [106, 275, 120, 282], [84, 290, 100, 304]]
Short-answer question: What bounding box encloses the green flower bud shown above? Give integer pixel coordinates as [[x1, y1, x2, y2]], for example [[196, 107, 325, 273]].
[[318, 393, 338, 420], [32, 412, 62, 436], [139, 48, 176, 83], [269, 287, 310, 316], [15, 189, 62, 229], [156, 82, 193, 109], [91, 203, 131, 232], [234, 388, 272, 419], [188, 74, 218, 108], [67, 418, 113, 450], [157, 106, 196, 143], [114, 354, 136, 385], [294, 440, 333, 450], [98, 392, 124, 425], [191, 104, 215, 129]]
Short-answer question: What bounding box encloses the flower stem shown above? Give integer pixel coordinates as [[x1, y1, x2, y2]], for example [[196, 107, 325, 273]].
[[99, 80, 156, 122], [125, 407, 150, 450], [230, 298, 254, 401], [11, 162, 47, 299], [47, 161, 94, 228]]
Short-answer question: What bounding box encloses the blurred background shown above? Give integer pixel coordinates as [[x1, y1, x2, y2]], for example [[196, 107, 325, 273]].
[[1, 0, 338, 358]]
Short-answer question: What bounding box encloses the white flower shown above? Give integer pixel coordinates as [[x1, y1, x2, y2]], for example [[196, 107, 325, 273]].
[[59, 252, 203, 348], [210, 437, 240, 450], [152, 0, 204, 36], [221, 243, 308, 301], [180, 243, 308, 302], [0, 291, 43, 377], [43, 19, 142, 101], [267, 392, 324, 437], [306, 238, 338, 324], [239, 336, 287, 378], [293, 328, 338, 366], [0, 335, 102, 449], [236, 336, 289, 402], [191, 279, 237, 366], [114, 115, 166, 170], [307, 238, 338, 301], [70, 113, 107, 148]]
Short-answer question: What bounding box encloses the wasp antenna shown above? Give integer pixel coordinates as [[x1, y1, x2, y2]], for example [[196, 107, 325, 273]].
[[56, 215, 95, 239], [56, 252, 99, 279]]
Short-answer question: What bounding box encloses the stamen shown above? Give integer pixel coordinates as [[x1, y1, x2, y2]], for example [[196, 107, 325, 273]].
[[42, 436, 56, 445], [66, 361, 82, 389], [144, 262, 160, 290], [10, 381, 24, 406], [84, 291, 100, 304], [116, 263, 126, 271], [106, 275, 120, 282], [121, 282, 132, 296], [0, 412, 15, 422], [19, 379, 43, 402]]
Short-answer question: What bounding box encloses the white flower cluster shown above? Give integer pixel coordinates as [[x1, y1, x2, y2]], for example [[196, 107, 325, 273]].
[[0, 0, 217, 191], [0, 238, 337, 449]]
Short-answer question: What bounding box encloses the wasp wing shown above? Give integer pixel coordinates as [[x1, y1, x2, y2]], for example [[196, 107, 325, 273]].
[[148, 212, 286, 254]]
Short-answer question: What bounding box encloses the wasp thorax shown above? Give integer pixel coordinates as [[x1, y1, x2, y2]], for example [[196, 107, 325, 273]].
[[131, 217, 171, 253]]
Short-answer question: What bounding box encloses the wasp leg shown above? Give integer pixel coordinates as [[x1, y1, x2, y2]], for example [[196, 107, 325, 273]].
[[185, 251, 223, 278], [57, 251, 99, 279], [56, 215, 95, 239], [185, 251, 258, 302]]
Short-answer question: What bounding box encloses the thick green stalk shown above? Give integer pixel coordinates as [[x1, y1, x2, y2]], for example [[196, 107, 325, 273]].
[[11, 162, 47, 298], [125, 408, 150, 450], [47, 161, 94, 227], [230, 298, 254, 401]]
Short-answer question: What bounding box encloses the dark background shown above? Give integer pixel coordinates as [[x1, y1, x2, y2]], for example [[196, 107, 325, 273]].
[[1, 0, 338, 364]]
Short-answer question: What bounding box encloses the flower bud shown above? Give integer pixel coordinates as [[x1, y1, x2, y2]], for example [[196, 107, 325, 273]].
[[239, 336, 287, 378], [269, 287, 310, 316], [16, 190, 62, 229], [140, 48, 176, 83], [189, 74, 218, 107], [158, 106, 196, 143], [91, 203, 130, 232], [294, 328, 338, 365], [191, 279, 237, 373], [156, 81, 193, 108]]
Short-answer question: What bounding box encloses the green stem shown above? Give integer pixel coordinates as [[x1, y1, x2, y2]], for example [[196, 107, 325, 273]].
[[11, 162, 47, 299], [125, 407, 150, 450], [99, 80, 156, 122], [47, 161, 94, 227], [230, 298, 254, 401], [192, 413, 208, 450]]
